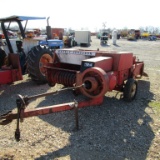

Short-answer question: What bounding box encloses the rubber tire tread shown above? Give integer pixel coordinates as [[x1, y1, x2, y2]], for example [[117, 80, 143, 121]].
[[124, 78, 138, 102], [27, 45, 53, 84]]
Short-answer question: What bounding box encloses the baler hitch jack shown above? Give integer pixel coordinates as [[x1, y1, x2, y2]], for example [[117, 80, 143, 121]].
[[0, 84, 104, 141]]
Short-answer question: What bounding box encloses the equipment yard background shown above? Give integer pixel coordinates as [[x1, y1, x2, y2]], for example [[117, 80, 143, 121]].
[[0, 37, 160, 160]]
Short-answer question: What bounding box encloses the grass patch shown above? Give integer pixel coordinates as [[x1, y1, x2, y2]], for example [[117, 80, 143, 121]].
[[149, 101, 160, 114]]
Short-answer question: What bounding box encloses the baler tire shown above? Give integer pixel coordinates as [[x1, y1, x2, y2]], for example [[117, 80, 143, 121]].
[[124, 78, 138, 102], [27, 45, 53, 84]]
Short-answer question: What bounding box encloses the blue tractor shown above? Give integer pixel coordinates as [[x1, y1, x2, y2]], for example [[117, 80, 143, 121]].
[[0, 15, 64, 84]]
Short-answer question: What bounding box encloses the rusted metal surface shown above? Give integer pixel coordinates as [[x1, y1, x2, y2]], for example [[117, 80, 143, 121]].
[[0, 84, 85, 124], [45, 49, 144, 98], [48, 70, 76, 87], [0, 94, 103, 141], [1, 49, 144, 124], [0, 96, 103, 124], [76, 67, 109, 98], [0, 48, 145, 141]]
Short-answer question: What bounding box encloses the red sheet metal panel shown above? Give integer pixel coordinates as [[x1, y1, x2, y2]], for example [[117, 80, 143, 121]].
[[0, 69, 22, 84], [0, 69, 12, 84], [96, 51, 133, 71], [81, 56, 113, 72]]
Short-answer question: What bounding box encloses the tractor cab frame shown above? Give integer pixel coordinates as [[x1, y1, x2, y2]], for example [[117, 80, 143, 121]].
[[0, 15, 46, 53], [0, 16, 46, 84], [0, 15, 63, 85]]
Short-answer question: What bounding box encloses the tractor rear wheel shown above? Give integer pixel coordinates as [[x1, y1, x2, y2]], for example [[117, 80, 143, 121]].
[[27, 45, 53, 84], [123, 78, 138, 102]]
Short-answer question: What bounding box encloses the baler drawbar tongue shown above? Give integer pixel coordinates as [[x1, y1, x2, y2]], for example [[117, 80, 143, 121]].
[[0, 84, 86, 141]]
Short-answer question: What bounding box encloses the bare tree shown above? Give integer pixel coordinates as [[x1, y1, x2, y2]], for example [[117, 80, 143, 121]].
[[139, 26, 145, 33], [102, 22, 107, 29], [140, 26, 160, 34]]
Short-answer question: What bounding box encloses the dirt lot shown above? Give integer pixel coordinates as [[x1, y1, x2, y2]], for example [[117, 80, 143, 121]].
[[0, 37, 160, 160]]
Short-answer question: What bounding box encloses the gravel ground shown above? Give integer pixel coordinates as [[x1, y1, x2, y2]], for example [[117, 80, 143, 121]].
[[0, 37, 160, 160]]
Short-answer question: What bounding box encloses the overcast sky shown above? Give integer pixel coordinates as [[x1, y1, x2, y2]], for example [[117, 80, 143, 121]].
[[0, 0, 159, 31]]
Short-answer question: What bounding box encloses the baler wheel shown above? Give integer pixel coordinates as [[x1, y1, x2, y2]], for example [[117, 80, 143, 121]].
[[27, 45, 53, 84], [124, 78, 138, 102]]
